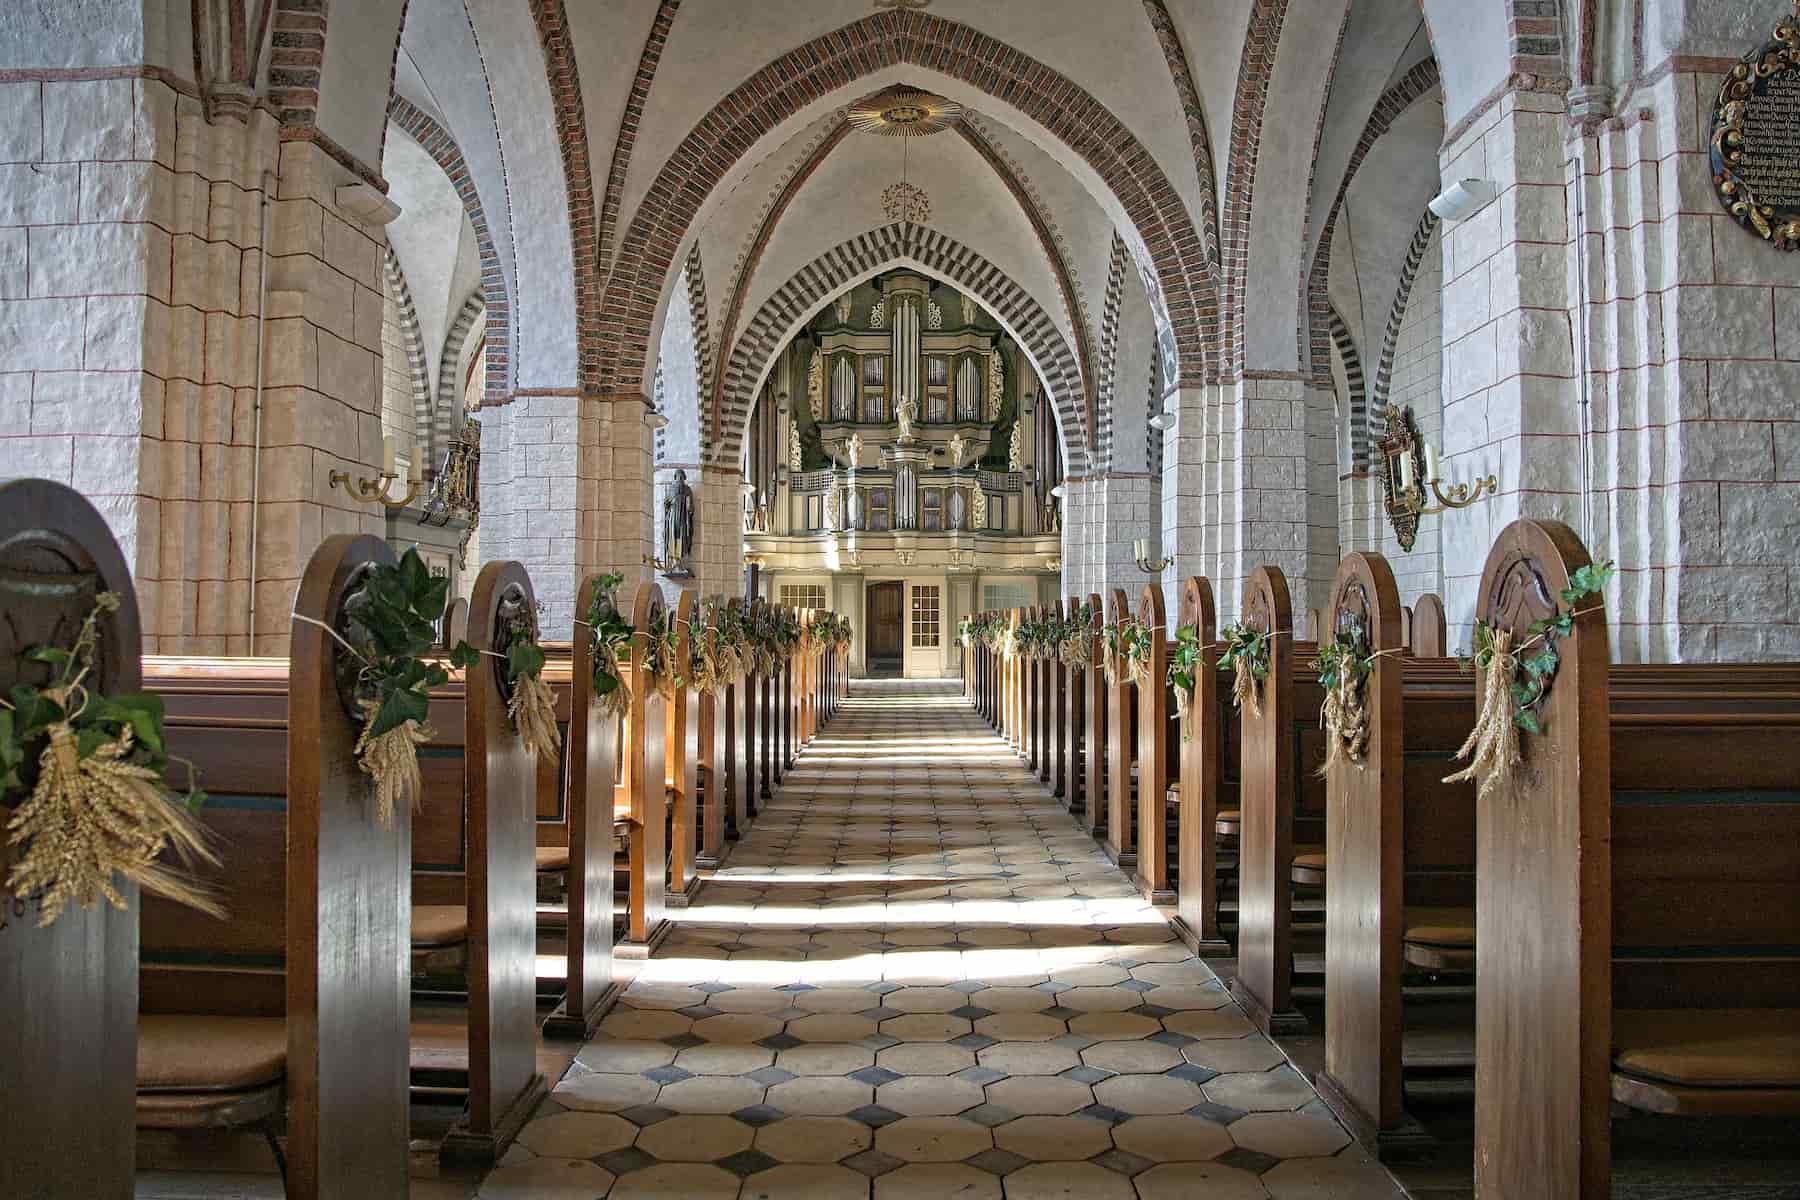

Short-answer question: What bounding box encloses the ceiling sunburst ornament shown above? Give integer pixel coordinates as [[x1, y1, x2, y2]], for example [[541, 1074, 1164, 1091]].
[[882, 181, 931, 224], [847, 90, 963, 138], [874, 0, 932, 11]]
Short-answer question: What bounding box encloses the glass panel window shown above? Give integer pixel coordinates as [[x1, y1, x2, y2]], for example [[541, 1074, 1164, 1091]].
[[780, 584, 827, 612], [921, 487, 943, 533], [911, 586, 941, 648]]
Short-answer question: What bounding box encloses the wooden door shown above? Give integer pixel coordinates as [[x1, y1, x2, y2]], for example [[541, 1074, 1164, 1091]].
[[866, 581, 904, 677]]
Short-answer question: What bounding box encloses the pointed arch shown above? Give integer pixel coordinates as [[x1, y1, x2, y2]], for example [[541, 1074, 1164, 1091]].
[[380, 246, 433, 455], [716, 224, 1089, 475], [438, 293, 486, 449]]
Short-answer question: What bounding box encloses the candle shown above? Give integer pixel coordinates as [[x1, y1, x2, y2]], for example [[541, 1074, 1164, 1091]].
[[381, 435, 397, 479], [1426, 444, 1441, 484], [1396, 451, 1413, 492]]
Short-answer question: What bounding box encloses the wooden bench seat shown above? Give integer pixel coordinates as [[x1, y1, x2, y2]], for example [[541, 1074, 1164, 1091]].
[[1611, 1009, 1800, 1114], [137, 1013, 288, 1110], [1401, 906, 1476, 970], [1291, 848, 1328, 885], [412, 904, 471, 946], [536, 845, 571, 872]]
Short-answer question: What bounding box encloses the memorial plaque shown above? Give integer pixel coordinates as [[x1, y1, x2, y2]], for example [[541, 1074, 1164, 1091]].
[[1711, 15, 1800, 251]]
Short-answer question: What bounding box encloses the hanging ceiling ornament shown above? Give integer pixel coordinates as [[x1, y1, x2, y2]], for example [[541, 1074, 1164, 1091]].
[[882, 181, 931, 224], [846, 90, 963, 137]]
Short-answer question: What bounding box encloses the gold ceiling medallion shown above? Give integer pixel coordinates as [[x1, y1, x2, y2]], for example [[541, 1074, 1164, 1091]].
[[1710, 15, 1800, 251], [846, 90, 963, 138], [882, 181, 932, 223]]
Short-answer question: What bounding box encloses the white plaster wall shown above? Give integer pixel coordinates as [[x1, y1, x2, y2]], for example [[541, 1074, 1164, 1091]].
[[314, 0, 407, 173], [1417, 0, 1513, 133], [383, 128, 472, 387]]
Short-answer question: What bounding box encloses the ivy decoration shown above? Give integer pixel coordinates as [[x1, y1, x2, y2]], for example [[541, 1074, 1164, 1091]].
[[1107, 615, 1155, 689], [1, 592, 223, 926], [1057, 604, 1095, 672], [1445, 560, 1614, 802], [583, 573, 634, 718], [1217, 622, 1272, 719], [1167, 622, 1204, 735], [497, 604, 560, 764]]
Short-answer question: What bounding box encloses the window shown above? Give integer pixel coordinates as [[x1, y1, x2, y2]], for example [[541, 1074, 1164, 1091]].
[[982, 582, 1035, 611], [921, 486, 943, 533], [911, 586, 941, 647], [780, 584, 827, 612]]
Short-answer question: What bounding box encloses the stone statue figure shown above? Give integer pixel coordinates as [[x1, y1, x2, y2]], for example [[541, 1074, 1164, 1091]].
[[806, 350, 823, 420], [789, 424, 803, 470], [960, 291, 977, 327], [823, 478, 840, 532], [987, 353, 1004, 422], [1008, 419, 1023, 471], [947, 433, 968, 469], [661, 468, 694, 575], [834, 292, 853, 323], [971, 487, 988, 531], [845, 431, 863, 467], [896, 394, 918, 441]]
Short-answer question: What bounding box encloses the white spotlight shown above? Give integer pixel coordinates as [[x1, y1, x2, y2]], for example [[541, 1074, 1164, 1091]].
[[1429, 179, 1498, 222]]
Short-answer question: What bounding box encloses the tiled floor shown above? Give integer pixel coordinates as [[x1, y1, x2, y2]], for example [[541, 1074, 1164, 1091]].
[[479, 682, 1406, 1199]]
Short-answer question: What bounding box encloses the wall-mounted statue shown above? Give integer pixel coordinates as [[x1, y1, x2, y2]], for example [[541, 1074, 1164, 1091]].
[[806, 350, 823, 420], [835, 292, 853, 323], [972, 487, 988, 531], [947, 433, 968, 469], [845, 431, 863, 468], [896, 394, 918, 441], [960, 292, 977, 327], [660, 468, 694, 578]]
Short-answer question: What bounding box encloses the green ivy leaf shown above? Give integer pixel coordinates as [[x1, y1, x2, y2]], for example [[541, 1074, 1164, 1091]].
[[509, 639, 546, 680], [1513, 708, 1542, 735], [27, 646, 72, 666], [448, 642, 481, 670]]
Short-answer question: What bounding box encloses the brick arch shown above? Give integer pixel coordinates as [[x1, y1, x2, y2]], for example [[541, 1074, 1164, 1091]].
[[1324, 305, 1368, 470], [1217, 0, 1291, 379], [599, 10, 1218, 402], [1369, 209, 1441, 434], [715, 224, 1090, 475], [438, 292, 486, 450], [380, 247, 433, 457], [385, 95, 511, 415], [1301, 58, 1442, 387]]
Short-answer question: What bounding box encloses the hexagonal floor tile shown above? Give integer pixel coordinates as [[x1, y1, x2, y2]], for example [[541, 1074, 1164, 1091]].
[[1091, 1073, 1204, 1116], [991, 1114, 1113, 1162], [1259, 1154, 1407, 1198], [608, 1162, 742, 1199], [971, 1012, 1066, 1042], [741, 1163, 871, 1199], [873, 1116, 994, 1162], [1203, 1066, 1316, 1113], [776, 1043, 877, 1076], [674, 1043, 775, 1075], [970, 986, 1053, 1013], [754, 1115, 873, 1164], [876, 1042, 978, 1076], [599, 1009, 694, 1041], [976, 1041, 1082, 1076], [1055, 986, 1144, 1013], [514, 1111, 637, 1158], [787, 1012, 880, 1043], [1162, 1007, 1255, 1039], [875, 1075, 986, 1117], [880, 1013, 973, 1042], [634, 1114, 754, 1163], [574, 1041, 676, 1074], [885, 986, 968, 1013], [872, 1162, 1002, 1200], [474, 1157, 615, 1200], [1112, 1114, 1234, 1161], [1066, 1011, 1162, 1040], [691, 1012, 786, 1044], [1131, 1161, 1270, 1200], [983, 1075, 1094, 1116], [1079, 1040, 1184, 1075], [1230, 1109, 1353, 1158], [1000, 1161, 1136, 1199], [551, 1072, 661, 1113], [655, 1075, 768, 1115], [764, 1076, 874, 1116], [1181, 1036, 1288, 1073]]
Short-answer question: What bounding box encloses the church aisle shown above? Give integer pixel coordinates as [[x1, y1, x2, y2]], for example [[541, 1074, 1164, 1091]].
[[479, 682, 1404, 1200]]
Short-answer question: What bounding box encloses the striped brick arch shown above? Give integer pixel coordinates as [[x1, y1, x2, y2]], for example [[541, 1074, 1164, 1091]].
[[596, 10, 1219, 402], [437, 293, 486, 450], [385, 95, 511, 429], [713, 224, 1089, 474], [380, 248, 433, 455], [1369, 209, 1441, 431]]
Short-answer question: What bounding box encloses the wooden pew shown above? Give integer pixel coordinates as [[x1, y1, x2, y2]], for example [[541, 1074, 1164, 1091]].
[[1060, 596, 1086, 817], [1310, 552, 1478, 1157], [1229, 564, 1308, 1035], [695, 596, 730, 872], [724, 598, 756, 840], [1104, 588, 1138, 872], [1469, 519, 1800, 1198], [1080, 594, 1108, 841], [1170, 576, 1233, 956], [1047, 601, 1068, 800], [0, 479, 145, 1198], [1412, 593, 1446, 657], [616, 582, 671, 955], [542, 574, 625, 1039], [781, 604, 796, 772], [420, 559, 548, 1161], [665, 590, 701, 908], [443, 596, 470, 649], [138, 534, 412, 1194], [1134, 584, 1175, 905]]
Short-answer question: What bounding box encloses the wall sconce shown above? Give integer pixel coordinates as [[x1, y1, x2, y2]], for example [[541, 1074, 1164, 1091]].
[[330, 435, 423, 510], [1376, 405, 1499, 552], [1133, 537, 1172, 574]]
